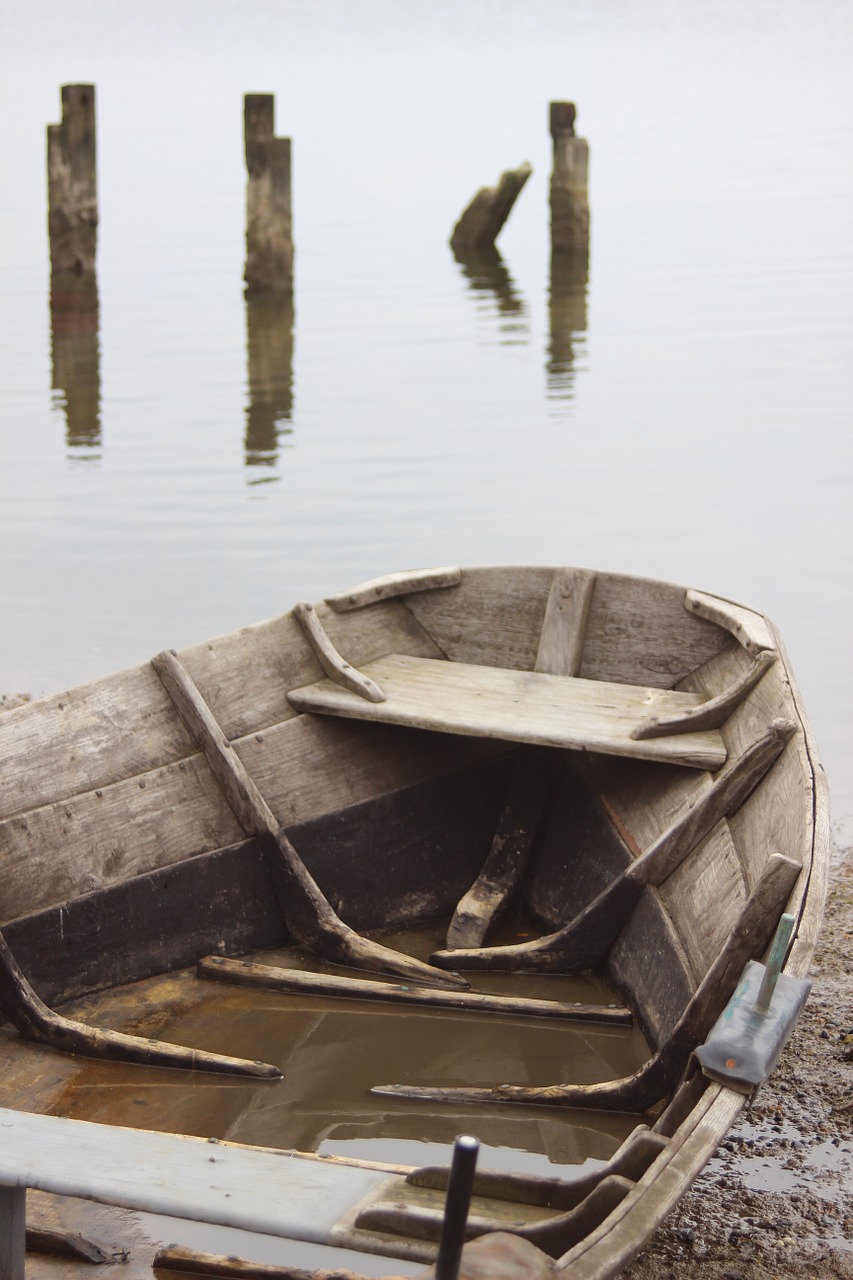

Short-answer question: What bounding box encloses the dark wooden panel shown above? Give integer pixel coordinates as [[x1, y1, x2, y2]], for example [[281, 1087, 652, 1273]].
[[3, 754, 512, 1008]]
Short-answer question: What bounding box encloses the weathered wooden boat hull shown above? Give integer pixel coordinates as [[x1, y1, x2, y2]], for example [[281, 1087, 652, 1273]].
[[0, 566, 828, 1280]]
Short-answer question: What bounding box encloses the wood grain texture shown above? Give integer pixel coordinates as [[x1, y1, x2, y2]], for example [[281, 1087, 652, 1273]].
[[0, 1106, 393, 1244], [152, 648, 468, 990], [197, 957, 631, 1025], [632, 649, 777, 739], [325, 567, 462, 613], [288, 656, 727, 770], [446, 572, 594, 949], [658, 822, 748, 985], [169, 597, 445, 742], [0, 1185, 26, 1280], [534, 569, 596, 677], [0, 928, 281, 1078], [0, 719, 501, 924], [0, 665, 192, 822], [433, 721, 793, 975], [292, 603, 386, 702], [684, 590, 775, 656], [555, 1084, 744, 1276]]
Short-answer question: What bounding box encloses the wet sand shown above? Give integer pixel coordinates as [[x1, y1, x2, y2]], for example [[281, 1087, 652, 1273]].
[[623, 839, 853, 1280]]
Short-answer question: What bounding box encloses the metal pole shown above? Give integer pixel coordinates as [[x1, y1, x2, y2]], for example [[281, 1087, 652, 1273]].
[[755, 912, 795, 1012], [435, 1135, 480, 1280]]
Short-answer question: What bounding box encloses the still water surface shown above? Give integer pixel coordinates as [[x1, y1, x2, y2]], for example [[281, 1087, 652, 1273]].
[[1, 2, 851, 829]]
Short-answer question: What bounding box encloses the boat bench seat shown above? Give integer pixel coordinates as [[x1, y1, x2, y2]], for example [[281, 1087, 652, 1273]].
[[0, 1106, 395, 1277], [288, 655, 727, 771]]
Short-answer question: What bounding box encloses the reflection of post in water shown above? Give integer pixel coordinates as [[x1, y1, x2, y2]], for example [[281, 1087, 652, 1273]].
[[245, 293, 294, 472], [452, 243, 528, 345], [548, 101, 590, 404], [547, 250, 588, 404], [47, 85, 101, 452], [50, 273, 101, 450]]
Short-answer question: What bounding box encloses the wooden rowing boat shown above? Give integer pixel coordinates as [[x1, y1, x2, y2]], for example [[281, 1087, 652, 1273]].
[[0, 565, 829, 1280]]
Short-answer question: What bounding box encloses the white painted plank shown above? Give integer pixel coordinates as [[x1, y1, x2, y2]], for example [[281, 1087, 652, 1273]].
[[288, 656, 727, 770], [0, 1107, 392, 1245]]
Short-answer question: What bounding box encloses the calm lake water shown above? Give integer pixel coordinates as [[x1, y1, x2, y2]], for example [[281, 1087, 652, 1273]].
[[1, 1, 851, 838]]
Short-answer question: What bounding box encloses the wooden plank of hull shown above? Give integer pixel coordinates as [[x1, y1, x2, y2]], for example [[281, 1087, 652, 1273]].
[[0, 598, 445, 825], [0, 718, 503, 925], [3, 757, 510, 1006], [403, 569, 727, 689], [288, 657, 727, 770]]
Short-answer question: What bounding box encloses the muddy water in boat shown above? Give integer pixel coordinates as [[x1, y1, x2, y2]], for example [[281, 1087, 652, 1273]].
[[10, 924, 646, 1172]]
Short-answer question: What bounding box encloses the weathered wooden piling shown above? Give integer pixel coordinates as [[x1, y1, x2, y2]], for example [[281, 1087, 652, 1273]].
[[450, 162, 532, 253], [549, 102, 589, 253], [47, 85, 97, 275], [244, 94, 293, 294]]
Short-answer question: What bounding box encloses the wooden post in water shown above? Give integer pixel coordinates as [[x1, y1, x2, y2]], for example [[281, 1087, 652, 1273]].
[[47, 84, 97, 275], [450, 162, 532, 253], [549, 102, 589, 254], [244, 94, 293, 294]]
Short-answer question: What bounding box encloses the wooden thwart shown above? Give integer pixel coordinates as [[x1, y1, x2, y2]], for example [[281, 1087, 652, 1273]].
[[288, 656, 727, 770], [435, 720, 796, 973], [196, 957, 631, 1026], [372, 852, 802, 1113], [151, 649, 465, 990]]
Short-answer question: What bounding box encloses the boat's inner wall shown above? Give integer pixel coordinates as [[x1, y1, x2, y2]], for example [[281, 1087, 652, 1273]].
[[2, 753, 514, 1008]]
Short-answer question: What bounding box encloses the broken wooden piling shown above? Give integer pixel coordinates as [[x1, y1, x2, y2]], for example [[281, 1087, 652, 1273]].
[[450, 162, 532, 253], [244, 94, 293, 294], [47, 85, 97, 276], [549, 102, 589, 253]]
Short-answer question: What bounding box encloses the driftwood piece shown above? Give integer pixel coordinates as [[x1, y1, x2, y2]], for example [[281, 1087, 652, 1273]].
[[372, 852, 801, 1113], [432, 719, 797, 974], [446, 569, 595, 949], [25, 1226, 109, 1263], [632, 649, 777, 740], [196, 957, 631, 1025], [450, 163, 532, 252], [152, 649, 465, 990], [0, 929, 280, 1078], [292, 602, 386, 702], [325, 567, 462, 613]]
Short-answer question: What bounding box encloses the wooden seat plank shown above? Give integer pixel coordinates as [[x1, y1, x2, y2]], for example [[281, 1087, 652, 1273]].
[[288, 656, 727, 770], [0, 1107, 393, 1245]]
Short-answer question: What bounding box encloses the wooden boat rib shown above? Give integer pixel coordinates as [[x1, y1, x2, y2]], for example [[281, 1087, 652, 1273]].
[[0, 565, 828, 1280]]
